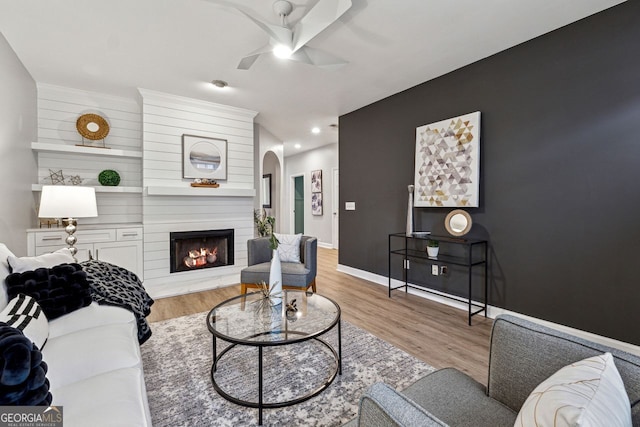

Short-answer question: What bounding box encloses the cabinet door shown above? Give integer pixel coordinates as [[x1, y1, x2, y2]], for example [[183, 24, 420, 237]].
[[35, 243, 93, 262], [94, 241, 143, 279]]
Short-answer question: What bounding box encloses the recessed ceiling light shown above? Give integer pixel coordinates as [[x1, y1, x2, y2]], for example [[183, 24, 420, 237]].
[[211, 80, 228, 89], [294, 143, 301, 149], [311, 127, 320, 134]]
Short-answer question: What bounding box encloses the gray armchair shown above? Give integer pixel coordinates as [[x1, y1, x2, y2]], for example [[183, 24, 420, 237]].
[[240, 236, 317, 294], [345, 314, 640, 426]]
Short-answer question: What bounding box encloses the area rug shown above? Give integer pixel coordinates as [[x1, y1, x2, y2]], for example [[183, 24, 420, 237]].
[[141, 311, 435, 426]]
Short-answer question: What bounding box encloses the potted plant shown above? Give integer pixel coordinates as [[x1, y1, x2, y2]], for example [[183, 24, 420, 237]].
[[254, 209, 275, 237], [426, 239, 439, 257]]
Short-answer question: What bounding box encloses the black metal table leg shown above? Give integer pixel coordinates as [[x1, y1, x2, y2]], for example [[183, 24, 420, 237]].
[[338, 318, 342, 375], [258, 346, 263, 425], [212, 335, 217, 372]]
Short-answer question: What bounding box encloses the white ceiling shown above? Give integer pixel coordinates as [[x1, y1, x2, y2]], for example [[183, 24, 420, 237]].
[[0, 0, 625, 156]]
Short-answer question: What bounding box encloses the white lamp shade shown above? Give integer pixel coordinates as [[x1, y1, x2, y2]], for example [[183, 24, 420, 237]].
[[38, 185, 98, 218]]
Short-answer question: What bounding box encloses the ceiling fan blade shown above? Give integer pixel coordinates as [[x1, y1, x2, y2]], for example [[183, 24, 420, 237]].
[[237, 9, 292, 46], [290, 45, 347, 68], [237, 43, 274, 70], [292, 0, 352, 52]]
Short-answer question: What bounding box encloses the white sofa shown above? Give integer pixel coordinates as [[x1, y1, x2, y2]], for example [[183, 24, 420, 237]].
[[0, 243, 152, 426]]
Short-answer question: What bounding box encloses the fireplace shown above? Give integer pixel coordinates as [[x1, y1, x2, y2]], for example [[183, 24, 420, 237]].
[[170, 229, 234, 273]]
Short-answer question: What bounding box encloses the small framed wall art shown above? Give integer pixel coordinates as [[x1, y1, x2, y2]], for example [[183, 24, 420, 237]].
[[311, 169, 322, 193], [182, 134, 227, 180], [312, 193, 323, 215]]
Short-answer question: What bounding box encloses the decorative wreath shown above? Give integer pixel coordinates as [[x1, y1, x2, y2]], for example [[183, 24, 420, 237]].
[[76, 113, 110, 140]]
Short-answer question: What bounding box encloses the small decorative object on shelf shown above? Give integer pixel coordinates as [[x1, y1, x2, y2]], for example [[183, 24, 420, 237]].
[[426, 239, 439, 257], [190, 178, 219, 188], [39, 218, 60, 228], [68, 175, 83, 185], [98, 169, 121, 186], [48, 169, 65, 185], [76, 113, 110, 149]]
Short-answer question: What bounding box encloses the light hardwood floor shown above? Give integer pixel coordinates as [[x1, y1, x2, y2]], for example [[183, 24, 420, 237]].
[[148, 247, 493, 384]]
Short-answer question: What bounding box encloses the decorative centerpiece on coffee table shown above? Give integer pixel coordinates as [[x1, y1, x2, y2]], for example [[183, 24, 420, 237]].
[[253, 281, 282, 310]]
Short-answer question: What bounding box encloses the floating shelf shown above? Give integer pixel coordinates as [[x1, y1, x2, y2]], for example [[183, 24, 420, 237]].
[[31, 184, 143, 194], [146, 186, 255, 197], [31, 142, 142, 159]]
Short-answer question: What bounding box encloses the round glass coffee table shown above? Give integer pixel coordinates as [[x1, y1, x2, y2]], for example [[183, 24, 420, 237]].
[[206, 290, 341, 425]]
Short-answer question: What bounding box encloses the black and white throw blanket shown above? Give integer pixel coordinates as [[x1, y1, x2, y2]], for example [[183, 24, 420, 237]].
[[81, 260, 154, 344]]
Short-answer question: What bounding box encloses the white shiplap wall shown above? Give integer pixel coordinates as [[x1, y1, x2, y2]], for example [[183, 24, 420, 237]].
[[36, 84, 142, 225], [139, 89, 258, 298]]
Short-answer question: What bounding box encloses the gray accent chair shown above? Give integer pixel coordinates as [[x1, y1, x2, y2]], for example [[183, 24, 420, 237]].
[[345, 314, 640, 426], [240, 236, 317, 294]]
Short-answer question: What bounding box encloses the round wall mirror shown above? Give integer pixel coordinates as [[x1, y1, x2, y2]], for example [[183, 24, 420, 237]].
[[189, 142, 221, 173], [445, 209, 472, 236]]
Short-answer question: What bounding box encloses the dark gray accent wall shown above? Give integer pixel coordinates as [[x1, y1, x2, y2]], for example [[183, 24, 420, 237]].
[[339, 2, 640, 345]]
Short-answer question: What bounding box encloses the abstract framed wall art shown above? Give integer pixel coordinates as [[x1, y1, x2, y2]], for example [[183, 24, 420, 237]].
[[311, 169, 322, 193], [414, 111, 480, 207], [182, 134, 227, 180], [311, 193, 323, 215]]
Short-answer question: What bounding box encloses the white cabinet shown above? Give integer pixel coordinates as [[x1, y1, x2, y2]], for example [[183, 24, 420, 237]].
[[27, 226, 144, 280]]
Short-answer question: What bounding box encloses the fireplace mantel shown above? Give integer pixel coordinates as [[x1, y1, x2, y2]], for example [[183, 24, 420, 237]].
[[146, 186, 255, 197]]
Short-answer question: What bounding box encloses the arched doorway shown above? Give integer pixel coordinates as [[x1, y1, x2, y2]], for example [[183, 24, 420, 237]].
[[262, 150, 281, 232]]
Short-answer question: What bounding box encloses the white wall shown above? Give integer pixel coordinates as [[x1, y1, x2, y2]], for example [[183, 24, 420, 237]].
[[283, 144, 337, 247], [0, 33, 37, 255], [139, 89, 258, 298], [256, 125, 284, 232]]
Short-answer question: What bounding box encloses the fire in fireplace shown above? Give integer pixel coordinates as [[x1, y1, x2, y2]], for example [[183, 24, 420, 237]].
[[169, 229, 234, 273]]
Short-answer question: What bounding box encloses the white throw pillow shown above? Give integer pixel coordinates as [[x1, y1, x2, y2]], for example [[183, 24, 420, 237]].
[[274, 233, 302, 263], [8, 248, 75, 273], [514, 352, 632, 427], [0, 243, 15, 311], [0, 294, 49, 349]]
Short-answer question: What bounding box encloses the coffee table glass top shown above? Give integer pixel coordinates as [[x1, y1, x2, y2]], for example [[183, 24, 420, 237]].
[[207, 290, 340, 345]]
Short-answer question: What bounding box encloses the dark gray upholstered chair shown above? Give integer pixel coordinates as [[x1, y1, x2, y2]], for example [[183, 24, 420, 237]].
[[344, 314, 640, 426], [240, 236, 317, 294]]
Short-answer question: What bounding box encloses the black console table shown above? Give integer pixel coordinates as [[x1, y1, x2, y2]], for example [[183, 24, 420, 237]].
[[388, 233, 488, 325]]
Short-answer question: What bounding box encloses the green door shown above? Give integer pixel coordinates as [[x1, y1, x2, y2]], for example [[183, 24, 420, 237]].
[[294, 176, 304, 234]]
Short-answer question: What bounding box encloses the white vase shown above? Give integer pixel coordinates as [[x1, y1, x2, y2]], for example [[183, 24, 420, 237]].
[[406, 185, 414, 236], [427, 247, 439, 257], [269, 249, 283, 305]]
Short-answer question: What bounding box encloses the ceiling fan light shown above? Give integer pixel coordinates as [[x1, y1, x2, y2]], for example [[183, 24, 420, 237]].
[[273, 44, 293, 59]]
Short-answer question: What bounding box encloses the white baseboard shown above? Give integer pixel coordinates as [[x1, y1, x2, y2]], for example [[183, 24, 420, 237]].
[[318, 241, 334, 249], [337, 264, 640, 357]]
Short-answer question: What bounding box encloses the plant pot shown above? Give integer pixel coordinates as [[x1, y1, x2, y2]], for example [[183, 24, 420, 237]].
[[426, 247, 439, 257]]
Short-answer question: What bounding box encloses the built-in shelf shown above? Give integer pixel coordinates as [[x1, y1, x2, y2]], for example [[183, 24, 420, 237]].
[[32, 184, 143, 193], [146, 186, 255, 197], [31, 142, 142, 159]]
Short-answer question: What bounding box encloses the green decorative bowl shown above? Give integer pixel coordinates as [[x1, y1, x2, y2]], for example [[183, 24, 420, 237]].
[[98, 169, 121, 186]]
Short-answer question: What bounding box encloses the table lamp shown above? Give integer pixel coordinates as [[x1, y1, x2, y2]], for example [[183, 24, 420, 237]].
[[38, 185, 98, 258]]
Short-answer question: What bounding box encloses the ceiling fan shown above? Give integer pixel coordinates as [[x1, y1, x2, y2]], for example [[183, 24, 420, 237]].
[[236, 0, 352, 70]]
